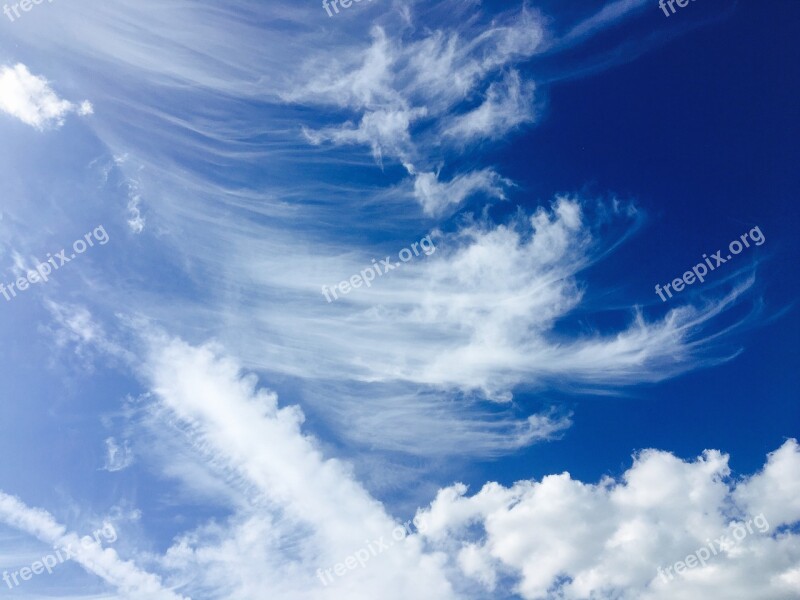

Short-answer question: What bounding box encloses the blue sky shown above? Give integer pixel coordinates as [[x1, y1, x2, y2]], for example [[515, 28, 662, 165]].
[[0, 1, 798, 599]]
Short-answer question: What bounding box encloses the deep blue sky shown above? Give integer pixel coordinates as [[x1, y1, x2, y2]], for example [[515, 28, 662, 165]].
[[465, 0, 800, 487]]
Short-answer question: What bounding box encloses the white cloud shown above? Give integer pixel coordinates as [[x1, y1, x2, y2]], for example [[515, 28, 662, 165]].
[[458, 543, 498, 590], [0, 3, 786, 598], [95, 195, 759, 455], [138, 333, 458, 600], [128, 192, 146, 234], [412, 168, 511, 215], [103, 436, 135, 472], [289, 9, 545, 211], [733, 440, 800, 527], [303, 106, 427, 168], [128, 335, 800, 599], [415, 439, 800, 599], [0, 491, 187, 599], [0, 63, 92, 130], [255, 197, 752, 400], [561, 0, 651, 46], [101, 154, 147, 234], [0, 0, 765, 460], [43, 301, 134, 367], [91, 333, 800, 598], [443, 70, 536, 143], [78, 100, 94, 115], [21, 323, 791, 600]]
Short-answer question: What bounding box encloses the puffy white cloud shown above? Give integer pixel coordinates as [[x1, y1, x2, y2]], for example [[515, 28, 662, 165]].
[[414, 439, 800, 600], [733, 440, 800, 528], [0, 63, 92, 130], [458, 543, 498, 590]]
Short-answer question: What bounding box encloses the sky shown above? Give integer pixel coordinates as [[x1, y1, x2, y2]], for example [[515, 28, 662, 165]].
[[0, 0, 798, 599]]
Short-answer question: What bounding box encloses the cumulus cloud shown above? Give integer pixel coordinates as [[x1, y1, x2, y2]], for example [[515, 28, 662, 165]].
[[415, 439, 800, 600], [0, 64, 92, 130], [21, 315, 790, 600], [733, 440, 800, 528]]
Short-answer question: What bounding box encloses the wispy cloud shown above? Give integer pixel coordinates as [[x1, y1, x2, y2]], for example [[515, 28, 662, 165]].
[[103, 436, 135, 472], [442, 70, 536, 143], [560, 0, 651, 45], [289, 9, 544, 211], [0, 491, 187, 599], [0, 0, 762, 462]]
